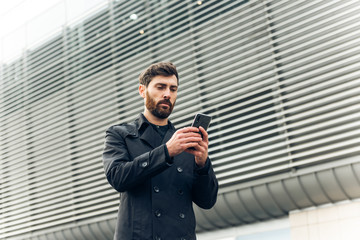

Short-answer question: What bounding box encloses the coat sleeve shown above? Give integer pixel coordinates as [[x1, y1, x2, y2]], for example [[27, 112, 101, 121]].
[[102, 125, 172, 192], [191, 158, 219, 209]]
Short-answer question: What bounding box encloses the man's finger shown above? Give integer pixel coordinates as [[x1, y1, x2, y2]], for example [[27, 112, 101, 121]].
[[179, 127, 202, 133], [199, 126, 208, 142]]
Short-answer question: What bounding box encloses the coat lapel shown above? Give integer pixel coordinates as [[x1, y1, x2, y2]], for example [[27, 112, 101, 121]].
[[140, 125, 162, 149], [162, 128, 174, 144], [136, 113, 176, 149]]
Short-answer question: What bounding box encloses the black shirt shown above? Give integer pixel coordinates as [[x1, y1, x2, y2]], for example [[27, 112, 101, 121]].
[[150, 123, 169, 141]]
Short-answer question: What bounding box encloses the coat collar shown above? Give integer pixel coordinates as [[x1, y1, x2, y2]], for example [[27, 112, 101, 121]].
[[136, 113, 175, 149]]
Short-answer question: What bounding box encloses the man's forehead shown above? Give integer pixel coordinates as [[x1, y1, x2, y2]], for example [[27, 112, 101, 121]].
[[150, 75, 178, 86]]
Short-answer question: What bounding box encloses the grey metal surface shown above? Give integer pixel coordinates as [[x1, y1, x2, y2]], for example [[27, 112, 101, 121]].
[[195, 159, 360, 232], [1, 0, 360, 239], [13, 160, 360, 239]]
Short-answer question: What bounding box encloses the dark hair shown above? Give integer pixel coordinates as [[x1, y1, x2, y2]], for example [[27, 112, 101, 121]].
[[139, 62, 179, 87]]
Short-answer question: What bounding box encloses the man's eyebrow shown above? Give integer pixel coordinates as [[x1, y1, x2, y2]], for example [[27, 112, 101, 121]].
[[155, 83, 178, 88]]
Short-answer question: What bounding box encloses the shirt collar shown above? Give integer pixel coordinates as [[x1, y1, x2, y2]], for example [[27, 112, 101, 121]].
[[137, 113, 175, 131]]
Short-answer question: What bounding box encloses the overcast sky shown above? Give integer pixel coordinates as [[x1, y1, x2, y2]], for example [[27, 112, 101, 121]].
[[0, 0, 106, 63]]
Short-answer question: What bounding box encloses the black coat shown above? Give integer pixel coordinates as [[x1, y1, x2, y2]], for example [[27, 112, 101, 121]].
[[102, 114, 218, 240]]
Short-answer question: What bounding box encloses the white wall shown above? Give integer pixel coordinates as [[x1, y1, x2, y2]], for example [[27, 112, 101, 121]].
[[290, 200, 360, 240], [197, 218, 290, 240]]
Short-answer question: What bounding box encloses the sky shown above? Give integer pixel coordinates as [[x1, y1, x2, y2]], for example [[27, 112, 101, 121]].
[[0, 0, 106, 63]]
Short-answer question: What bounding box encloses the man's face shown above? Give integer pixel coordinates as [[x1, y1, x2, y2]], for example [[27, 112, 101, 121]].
[[143, 75, 178, 119]]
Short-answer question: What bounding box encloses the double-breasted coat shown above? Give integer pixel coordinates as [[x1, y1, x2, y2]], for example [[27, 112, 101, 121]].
[[102, 114, 218, 240]]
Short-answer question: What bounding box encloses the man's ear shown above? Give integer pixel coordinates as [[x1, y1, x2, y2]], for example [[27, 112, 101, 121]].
[[139, 84, 146, 98]]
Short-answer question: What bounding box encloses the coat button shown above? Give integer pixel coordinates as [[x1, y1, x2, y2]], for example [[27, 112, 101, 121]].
[[181, 238, 186, 240], [153, 186, 160, 193], [154, 210, 161, 217], [177, 167, 183, 172], [179, 213, 185, 219], [154, 236, 161, 240], [178, 189, 183, 195], [141, 162, 148, 167]]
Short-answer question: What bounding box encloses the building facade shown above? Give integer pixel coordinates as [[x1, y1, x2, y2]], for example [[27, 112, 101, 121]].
[[1, 0, 360, 239]]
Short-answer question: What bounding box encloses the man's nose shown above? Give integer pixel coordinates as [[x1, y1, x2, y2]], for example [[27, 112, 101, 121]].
[[163, 89, 171, 99]]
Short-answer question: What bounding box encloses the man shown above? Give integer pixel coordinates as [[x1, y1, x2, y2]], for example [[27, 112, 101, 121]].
[[102, 62, 218, 240]]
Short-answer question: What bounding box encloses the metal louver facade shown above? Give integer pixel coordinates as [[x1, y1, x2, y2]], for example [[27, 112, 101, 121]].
[[1, 0, 360, 239]]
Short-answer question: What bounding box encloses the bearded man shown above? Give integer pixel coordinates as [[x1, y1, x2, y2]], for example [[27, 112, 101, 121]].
[[102, 62, 218, 240]]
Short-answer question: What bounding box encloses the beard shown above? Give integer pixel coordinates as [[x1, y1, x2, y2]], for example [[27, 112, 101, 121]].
[[145, 91, 175, 119]]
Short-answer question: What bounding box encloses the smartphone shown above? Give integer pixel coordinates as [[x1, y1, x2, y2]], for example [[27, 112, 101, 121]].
[[188, 113, 211, 150], [191, 113, 212, 132]]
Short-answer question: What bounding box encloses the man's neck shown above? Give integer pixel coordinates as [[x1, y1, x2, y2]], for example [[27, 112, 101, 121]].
[[143, 110, 168, 126]]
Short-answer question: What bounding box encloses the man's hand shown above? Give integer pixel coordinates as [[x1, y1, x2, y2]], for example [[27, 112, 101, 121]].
[[166, 127, 202, 157], [185, 127, 209, 167], [166, 126, 209, 167]]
